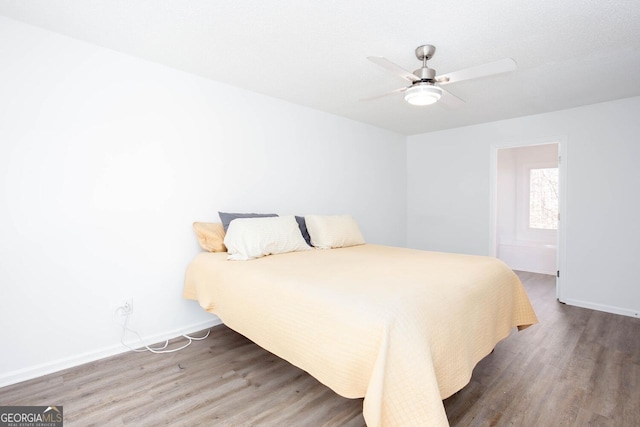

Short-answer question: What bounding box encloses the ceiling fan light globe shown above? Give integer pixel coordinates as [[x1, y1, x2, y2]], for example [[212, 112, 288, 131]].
[[404, 85, 442, 106]]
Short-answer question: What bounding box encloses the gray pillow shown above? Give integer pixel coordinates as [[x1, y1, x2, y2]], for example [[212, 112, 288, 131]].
[[218, 212, 279, 231], [295, 216, 313, 247]]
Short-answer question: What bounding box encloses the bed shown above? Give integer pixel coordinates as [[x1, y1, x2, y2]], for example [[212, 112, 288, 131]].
[[183, 243, 538, 427]]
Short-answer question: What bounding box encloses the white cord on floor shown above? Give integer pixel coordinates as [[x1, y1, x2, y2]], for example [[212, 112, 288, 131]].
[[114, 306, 210, 354]]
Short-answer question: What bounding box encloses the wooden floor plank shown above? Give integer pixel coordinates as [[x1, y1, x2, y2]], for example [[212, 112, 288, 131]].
[[0, 271, 638, 426]]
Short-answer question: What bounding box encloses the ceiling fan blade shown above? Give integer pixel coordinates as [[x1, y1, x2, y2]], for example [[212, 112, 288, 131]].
[[360, 87, 407, 102], [367, 56, 420, 83], [436, 58, 516, 85], [438, 87, 465, 108]]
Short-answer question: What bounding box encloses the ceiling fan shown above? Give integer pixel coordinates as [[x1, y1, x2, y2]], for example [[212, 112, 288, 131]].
[[365, 45, 517, 107]]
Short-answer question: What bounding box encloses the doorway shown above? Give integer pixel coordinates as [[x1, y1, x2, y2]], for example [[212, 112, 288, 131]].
[[490, 139, 566, 301]]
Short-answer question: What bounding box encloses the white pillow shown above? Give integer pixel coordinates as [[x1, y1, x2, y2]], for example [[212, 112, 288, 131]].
[[224, 215, 311, 260], [305, 214, 366, 249]]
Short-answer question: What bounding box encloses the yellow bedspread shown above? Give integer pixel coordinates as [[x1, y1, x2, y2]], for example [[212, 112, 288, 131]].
[[183, 244, 538, 427]]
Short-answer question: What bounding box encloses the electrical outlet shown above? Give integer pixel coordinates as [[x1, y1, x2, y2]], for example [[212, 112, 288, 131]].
[[118, 298, 133, 316]]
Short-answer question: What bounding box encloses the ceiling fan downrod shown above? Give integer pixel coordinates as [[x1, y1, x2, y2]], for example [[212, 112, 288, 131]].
[[413, 45, 436, 82]]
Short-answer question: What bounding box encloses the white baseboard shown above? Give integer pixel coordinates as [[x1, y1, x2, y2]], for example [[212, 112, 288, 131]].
[[562, 298, 639, 319], [0, 317, 222, 389]]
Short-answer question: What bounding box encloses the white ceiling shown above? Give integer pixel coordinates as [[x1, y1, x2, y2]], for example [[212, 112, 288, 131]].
[[1, 0, 639, 135]]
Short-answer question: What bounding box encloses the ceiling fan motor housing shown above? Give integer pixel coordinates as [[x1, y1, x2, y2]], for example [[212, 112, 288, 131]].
[[413, 67, 436, 81]]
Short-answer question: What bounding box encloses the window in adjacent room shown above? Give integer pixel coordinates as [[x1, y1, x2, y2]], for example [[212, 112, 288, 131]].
[[529, 167, 558, 230]]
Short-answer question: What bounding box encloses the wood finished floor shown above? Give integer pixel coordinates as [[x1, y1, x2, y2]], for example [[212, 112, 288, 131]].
[[1, 272, 638, 426]]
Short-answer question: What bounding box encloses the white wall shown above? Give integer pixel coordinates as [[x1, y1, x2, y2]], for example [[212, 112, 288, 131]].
[[407, 96, 640, 318], [0, 17, 407, 386]]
